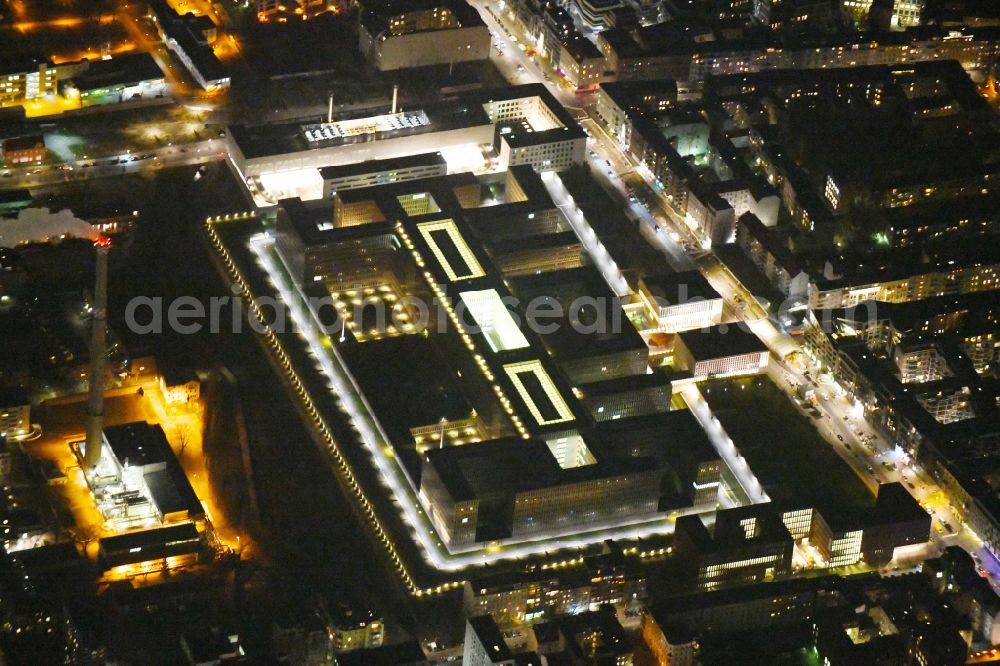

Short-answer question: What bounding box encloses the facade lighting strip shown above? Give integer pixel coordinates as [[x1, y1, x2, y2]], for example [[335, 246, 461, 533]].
[[207, 216, 704, 593], [205, 215, 463, 596], [503, 360, 575, 426], [397, 224, 530, 439], [416, 219, 486, 282]]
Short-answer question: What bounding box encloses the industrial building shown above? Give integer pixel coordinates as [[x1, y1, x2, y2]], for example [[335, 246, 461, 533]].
[[85, 422, 204, 529]]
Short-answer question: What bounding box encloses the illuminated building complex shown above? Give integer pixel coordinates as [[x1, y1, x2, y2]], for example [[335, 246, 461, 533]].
[[227, 85, 585, 203], [636, 271, 725, 333], [672, 328, 771, 379], [269, 165, 745, 553], [358, 0, 491, 71], [320, 152, 449, 199], [675, 484, 929, 591]]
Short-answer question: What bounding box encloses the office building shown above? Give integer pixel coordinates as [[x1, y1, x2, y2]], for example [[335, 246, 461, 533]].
[[148, 0, 229, 91], [419, 438, 661, 548], [0, 55, 65, 109], [358, 0, 491, 71], [673, 505, 794, 591], [638, 271, 724, 333], [227, 85, 585, 202]]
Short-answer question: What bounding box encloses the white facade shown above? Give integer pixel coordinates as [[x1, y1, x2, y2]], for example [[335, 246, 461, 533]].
[[499, 134, 585, 172], [691, 350, 770, 377], [652, 299, 724, 333]]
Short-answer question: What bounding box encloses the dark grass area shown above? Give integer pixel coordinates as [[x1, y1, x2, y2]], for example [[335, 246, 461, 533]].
[[701, 375, 874, 510]]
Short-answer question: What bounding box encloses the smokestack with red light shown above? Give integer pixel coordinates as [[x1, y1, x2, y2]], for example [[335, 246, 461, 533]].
[[83, 234, 111, 470]]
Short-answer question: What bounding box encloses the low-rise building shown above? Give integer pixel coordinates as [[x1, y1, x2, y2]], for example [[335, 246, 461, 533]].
[[2, 136, 45, 166], [160, 367, 201, 406], [68, 53, 168, 107]]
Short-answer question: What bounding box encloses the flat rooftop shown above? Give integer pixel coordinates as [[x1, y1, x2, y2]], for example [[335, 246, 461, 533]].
[[424, 437, 653, 502], [318, 151, 446, 181], [642, 270, 722, 306], [678, 327, 768, 360], [340, 335, 474, 442], [72, 53, 165, 91], [509, 267, 646, 361]]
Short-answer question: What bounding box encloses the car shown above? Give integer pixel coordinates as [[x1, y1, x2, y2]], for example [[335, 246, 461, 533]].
[[836, 434, 844, 441], [0, 171, 11, 178], [605, 159, 613, 167]]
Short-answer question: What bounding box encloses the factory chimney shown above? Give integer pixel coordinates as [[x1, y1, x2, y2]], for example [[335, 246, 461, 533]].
[[391, 84, 398, 115], [83, 236, 111, 470], [328, 93, 334, 123]]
